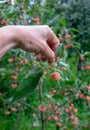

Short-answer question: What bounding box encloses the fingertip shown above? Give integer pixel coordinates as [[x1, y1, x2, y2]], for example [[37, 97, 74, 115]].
[[52, 40, 60, 52], [48, 52, 55, 63]]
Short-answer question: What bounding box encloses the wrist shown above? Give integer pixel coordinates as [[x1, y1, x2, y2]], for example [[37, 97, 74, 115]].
[[0, 26, 16, 58]]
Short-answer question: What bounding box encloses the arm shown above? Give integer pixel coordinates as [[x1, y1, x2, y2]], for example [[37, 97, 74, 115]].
[[0, 26, 16, 58], [0, 25, 59, 62]]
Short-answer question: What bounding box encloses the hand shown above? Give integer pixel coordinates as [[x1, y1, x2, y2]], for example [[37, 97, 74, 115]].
[[0, 25, 59, 62]]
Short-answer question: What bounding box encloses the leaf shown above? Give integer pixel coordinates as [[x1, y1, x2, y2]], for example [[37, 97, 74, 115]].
[[60, 19, 67, 26], [0, 68, 6, 72], [59, 61, 69, 69], [74, 42, 81, 50], [56, 44, 64, 57], [69, 28, 79, 32], [83, 52, 90, 57], [53, 94, 61, 99], [13, 67, 43, 101], [65, 79, 75, 85]]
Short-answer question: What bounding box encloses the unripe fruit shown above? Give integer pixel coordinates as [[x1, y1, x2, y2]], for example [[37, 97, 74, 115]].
[[73, 109, 78, 113], [80, 56, 85, 61], [48, 115, 59, 121], [62, 67, 67, 71], [53, 106, 58, 111], [31, 17, 40, 21], [67, 43, 73, 47], [64, 45, 68, 50], [48, 104, 53, 110], [15, 67, 21, 71], [11, 83, 18, 89], [11, 107, 17, 112], [65, 34, 71, 39], [21, 58, 28, 64], [22, 9, 26, 13], [11, 75, 17, 80], [44, 71, 49, 75], [84, 96, 90, 101], [50, 90, 57, 95], [78, 94, 83, 99], [0, 18, 3, 25], [65, 108, 70, 113], [56, 111, 62, 115], [3, 20, 9, 25], [59, 91, 64, 95], [41, 56, 46, 62], [60, 38, 64, 42], [56, 122, 62, 127], [55, 57, 59, 62], [0, 92, 2, 97], [85, 65, 90, 70], [19, 15, 23, 20], [8, 58, 16, 62], [36, 21, 41, 25], [72, 120, 78, 125], [5, 111, 10, 115], [65, 91, 70, 95], [86, 86, 90, 90], [36, 54, 41, 61], [5, 1, 11, 5], [69, 103, 74, 108], [51, 72, 61, 81], [38, 106, 47, 112]]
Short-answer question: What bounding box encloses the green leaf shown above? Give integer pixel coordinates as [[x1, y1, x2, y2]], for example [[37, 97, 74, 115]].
[[53, 94, 61, 99], [0, 68, 6, 72], [56, 44, 64, 57], [74, 42, 81, 50], [60, 19, 67, 26], [69, 28, 79, 32], [13, 67, 43, 101], [83, 52, 90, 57], [65, 79, 75, 85], [59, 61, 69, 69]]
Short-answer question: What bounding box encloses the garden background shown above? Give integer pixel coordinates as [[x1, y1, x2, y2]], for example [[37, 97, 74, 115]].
[[0, 0, 90, 130]]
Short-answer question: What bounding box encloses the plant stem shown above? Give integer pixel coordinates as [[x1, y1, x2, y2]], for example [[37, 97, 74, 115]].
[[56, 125, 60, 130], [13, 99, 24, 130], [38, 78, 45, 130]]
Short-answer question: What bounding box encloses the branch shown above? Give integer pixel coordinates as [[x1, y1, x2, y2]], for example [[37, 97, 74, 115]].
[[38, 78, 46, 130]]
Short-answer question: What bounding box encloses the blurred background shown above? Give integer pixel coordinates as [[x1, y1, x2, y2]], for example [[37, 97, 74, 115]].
[[0, 1, 90, 130]]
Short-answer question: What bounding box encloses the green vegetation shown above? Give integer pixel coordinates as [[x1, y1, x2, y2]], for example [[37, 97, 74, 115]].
[[0, 0, 90, 130]]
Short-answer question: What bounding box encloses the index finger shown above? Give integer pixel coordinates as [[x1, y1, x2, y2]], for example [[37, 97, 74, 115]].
[[47, 29, 60, 52]]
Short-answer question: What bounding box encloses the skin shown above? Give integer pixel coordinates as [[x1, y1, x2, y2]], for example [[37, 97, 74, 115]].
[[0, 25, 59, 63]]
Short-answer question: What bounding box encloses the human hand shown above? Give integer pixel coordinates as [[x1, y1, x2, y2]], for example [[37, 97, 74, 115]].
[[0, 25, 59, 62]]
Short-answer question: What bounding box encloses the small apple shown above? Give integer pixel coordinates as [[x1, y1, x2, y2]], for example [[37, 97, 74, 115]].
[[51, 72, 61, 81]]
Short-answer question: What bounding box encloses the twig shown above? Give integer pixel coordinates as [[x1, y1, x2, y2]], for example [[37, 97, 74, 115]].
[[38, 78, 46, 130], [40, 0, 47, 23]]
